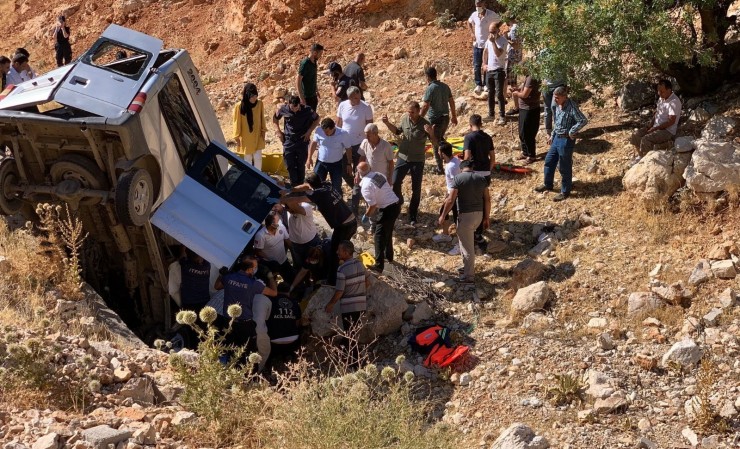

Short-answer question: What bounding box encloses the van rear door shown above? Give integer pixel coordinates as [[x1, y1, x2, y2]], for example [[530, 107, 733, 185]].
[[54, 24, 163, 117], [150, 143, 283, 269]]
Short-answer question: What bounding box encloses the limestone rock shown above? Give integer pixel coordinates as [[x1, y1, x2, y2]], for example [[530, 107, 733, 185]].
[[265, 39, 286, 58], [298, 26, 313, 40], [701, 115, 737, 141], [586, 370, 614, 399], [717, 288, 737, 308], [627, 292, 663, 315], [661, 339, 702, 369], [622, 150, 691, 209], [702, 308, 723, 327], [674, 136, 695, 153], [489, 423, 549, 449], [618, 81, 655, 111], [587, 317, 607, 329], [455, 97, 468, 115], [305, 276, 407, 342], [132, 424, 156, 445], [710, 260, 736, 279], [113, 367, 133, 383], [392, 47, 408, 59], [688, 259, 713, 285], [119, 376, 155, 405], [684, 140, 740, 193], [681, 427, 699, 447], [510, 281, 551, 316], [411, 301, 433, 324], [32, 434, 60, 449], [82, 425, 132, 447], [171, 411, 196, 426], [509, 259, 548, 290], [594, 391, 628, 414]]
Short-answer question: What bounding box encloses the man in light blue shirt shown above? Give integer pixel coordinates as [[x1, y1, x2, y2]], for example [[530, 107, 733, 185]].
[[308, 118, 353, 194]]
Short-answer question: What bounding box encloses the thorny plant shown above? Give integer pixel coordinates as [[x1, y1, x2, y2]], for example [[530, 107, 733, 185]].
[[693, 357, 730, 434], [315, 314, 378, 376], [547, 373, 586, 406], [36, 203, 87, 301], [384, 264, 446, 307]]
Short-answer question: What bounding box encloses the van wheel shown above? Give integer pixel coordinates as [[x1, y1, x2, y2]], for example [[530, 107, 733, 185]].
[[116, 168, 153, 227], [50, 154, 109, 206], [0, 159, 24, 215]]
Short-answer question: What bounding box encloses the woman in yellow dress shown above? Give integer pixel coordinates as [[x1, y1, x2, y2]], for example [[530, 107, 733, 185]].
[[232, 82, 267, 169]]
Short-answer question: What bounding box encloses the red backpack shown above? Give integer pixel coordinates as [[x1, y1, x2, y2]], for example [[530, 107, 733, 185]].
[[409, 325, 470, 368]]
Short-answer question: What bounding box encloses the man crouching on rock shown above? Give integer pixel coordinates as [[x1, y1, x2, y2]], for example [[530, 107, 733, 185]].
[[324, 241, 370, 333]]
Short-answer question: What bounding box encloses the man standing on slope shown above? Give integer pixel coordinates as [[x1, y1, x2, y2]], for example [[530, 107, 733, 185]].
[[468, 0, 501, 95], [296, 43, 324, 111]]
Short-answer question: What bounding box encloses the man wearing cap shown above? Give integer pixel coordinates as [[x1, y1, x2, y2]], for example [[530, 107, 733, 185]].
[[273, 95, 321, 186], [297, 43, 324, 111], [357, 162, 400, 273], [329, 62, 353, 105], [439, 159, 490, 284], [468, 0, 501, 95]]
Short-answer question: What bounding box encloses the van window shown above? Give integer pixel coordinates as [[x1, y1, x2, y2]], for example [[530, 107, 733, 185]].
[[158, 75, 208, 168], [86, 41, 150, 79], [189, 145, 281, 220]]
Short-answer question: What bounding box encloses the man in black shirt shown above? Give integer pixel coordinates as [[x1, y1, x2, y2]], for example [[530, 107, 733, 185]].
[[463, 114, 495, 250], [50, 15, 72, 67], [273, 96, 320, 186], [329, 62, 352, 105], [282, 172, 357, 285], [344, 53, 368, 100]]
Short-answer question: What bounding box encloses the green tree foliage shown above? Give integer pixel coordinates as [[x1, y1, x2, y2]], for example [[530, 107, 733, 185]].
[[503, 0, 739, 95]]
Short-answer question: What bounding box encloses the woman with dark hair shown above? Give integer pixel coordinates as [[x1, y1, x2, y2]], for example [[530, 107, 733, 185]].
[[232, 82, 267, 169]]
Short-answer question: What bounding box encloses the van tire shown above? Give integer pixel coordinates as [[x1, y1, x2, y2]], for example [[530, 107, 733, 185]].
[[116, 168, 153, 227], [0, 159, 24, 216], [50, 154, 109, 206]]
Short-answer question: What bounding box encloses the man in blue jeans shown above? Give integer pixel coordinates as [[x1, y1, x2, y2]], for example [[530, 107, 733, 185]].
[[482, 21, 508, 125], [307, 118, 353, 194], [467, 0, 500, 94], [535, 86, 588, 202]]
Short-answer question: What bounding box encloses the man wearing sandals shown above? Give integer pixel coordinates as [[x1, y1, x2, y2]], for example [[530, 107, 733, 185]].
[[438, 160, 491, 284]]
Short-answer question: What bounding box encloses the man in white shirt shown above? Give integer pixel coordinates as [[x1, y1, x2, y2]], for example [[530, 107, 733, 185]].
[[358, 123, 394, 180], [468, 0, 501, 95], [285, 200, 320, 266], [357, 161, 400, 273], [629, 79, 682, 157], [434, 141, 461, 244], [482, 21, 509, 125], [337, 86, 374, 213], [254, 211, 295, 283], [6, 55, 30, 85], [307, 118, 353, 194]]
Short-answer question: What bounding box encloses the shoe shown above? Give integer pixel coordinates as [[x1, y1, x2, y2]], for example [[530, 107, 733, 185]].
[[455, 275, 475, 284], [505, 108, 519, 116], [433, 234, 453, 243], [368, 264, 384, 273], [483, 85, 489, 93], [553, 193, 570, 202], [495, 117, 506, 125], [456, 266, 465, 274], [534, 185, 553, 193], [525, 157, 537, 165], [483, 115, 495, 122], [474, 85, 483, 94], [447, 244, 460, 256]]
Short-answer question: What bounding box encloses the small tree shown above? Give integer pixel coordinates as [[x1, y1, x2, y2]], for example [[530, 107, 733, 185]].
[[503, 0, 739, 96]]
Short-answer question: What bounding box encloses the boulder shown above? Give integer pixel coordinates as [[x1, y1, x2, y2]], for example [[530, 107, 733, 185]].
[[684, 140, 740, 193], [594, 391, 628, 414], [674, 136, 695, 153], [81, 425, 132, 447], [411, 301, 433, 324], [688, 259, 713, 285], [264, 39, 286, 58], [717, 288, 737, 308], [661, 339, 702, 369], [490, 423, 549, 449], [586, 370, 614, 399], [119, 376, 156, 405], [305, 275, 407, 342], [710, 260, 737, 279], [132, 424, 156, 445], [298, 26, 314, 40], [622, 150, 691, 209], [32, 434, 60, 449], [509, 259, 548, 290], [688, 107, 712, 123], [701, 115, 737, 141], [455, 97, 468, 115], [627, 292, 663, 315], [618, 81, 655, 111], [171, 411, 197, 426], [392, 47, 408, 59], [510, 281, 551, 316]]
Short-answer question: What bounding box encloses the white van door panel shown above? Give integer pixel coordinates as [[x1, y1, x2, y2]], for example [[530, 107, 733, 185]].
[[0, 66, 74, 110]]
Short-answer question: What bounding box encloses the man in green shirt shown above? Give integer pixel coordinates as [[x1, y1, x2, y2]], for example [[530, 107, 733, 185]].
[[381, 101, 436, 226], [421, 67, 457, 174], [296, 43, 324, 112]]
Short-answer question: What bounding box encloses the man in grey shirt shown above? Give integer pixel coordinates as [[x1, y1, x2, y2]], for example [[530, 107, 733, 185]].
[[421, 67, 458, 174], [439, 160, 490, 283]]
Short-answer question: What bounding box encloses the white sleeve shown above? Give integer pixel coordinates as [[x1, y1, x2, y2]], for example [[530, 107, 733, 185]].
[[280, 224, 290, 241], [168, 262, 182, 307], [361, 181, 376, 206], [253, 230, 265, 249], [209, 265, 220, 297], [252, 294, 272, 371]]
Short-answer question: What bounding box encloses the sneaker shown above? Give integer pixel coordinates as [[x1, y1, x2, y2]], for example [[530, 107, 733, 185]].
[[553, 193, 570, 202], [483, 85, 489, 93], [433, 234, 453, 243], [483, 115, 495, 122], [534, 185, 553, 193], [505, 108, 519, 116], [525, 157, 537, 165], [474, 85, 483, 94], [495, 117, 506, 125], [447, 244, 460, 256], [455, 275, 475, 284]]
